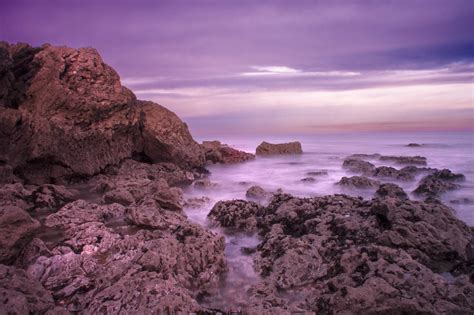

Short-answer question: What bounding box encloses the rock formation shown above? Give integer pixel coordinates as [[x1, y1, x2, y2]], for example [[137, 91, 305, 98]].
[[0, 42, 205, 184], [202, 140, 255, 164], [256, 141, 303, 155]]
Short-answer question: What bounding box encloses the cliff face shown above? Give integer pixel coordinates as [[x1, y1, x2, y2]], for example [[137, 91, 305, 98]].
[[0, 42, 205, 184]]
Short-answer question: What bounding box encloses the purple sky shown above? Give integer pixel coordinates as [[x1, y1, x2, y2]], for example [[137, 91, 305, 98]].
[[1, 0, 473, 135]]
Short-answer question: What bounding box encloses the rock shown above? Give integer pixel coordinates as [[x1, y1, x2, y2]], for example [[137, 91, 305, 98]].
[[30, 184, 77, 211], [208, 200, 263, 232], [450, 198, 473, 205], [375, 183, 408, 200], [246, 186, 268, 200], [202, 140, 255, 164], [34, 197, 227, 311], [0, 205, 40, 264], [194, 178, 216, 189], [342, 158, 375, 174], [184, 196, 212, 209], [256, 141, 303, 155], [103, 188, 135, 206], [0, 164, 22, 184], [247, 193, 474, 313], [337, 176, 380, 189], [407, 143, 422, 147], [0, 42, 205, 184], [379, 155, 427, 166], [372, 166, 415, 181], [306, 170, 328, 176], [85, 274, 204, 313], [414, 169, 465, 197], [301, 177, 316, 183], [0, 264, 55, 314]]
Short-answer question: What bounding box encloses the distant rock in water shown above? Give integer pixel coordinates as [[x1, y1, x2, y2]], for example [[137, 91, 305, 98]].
[[337, 176, 380, 189], [246, 185, 268, 200], [414, 169, 465, 197], [407, 143, 422, 147], [255, 141, 303, 155], [0, 42, 205, 184], [379, 155, 427, 166], [202, 140, 255, 164]]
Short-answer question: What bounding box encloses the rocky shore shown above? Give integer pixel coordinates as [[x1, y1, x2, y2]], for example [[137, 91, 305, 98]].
[[1, 42, 473, 314]]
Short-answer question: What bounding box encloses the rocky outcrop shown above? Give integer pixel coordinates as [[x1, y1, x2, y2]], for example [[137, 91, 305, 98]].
[[337, 176, 380, 189], [407, 143, 422, 147], [342, 158, 375, 175], [22, 198, 227, 312], [0, 42, 205, 184], [236, 190, 474, 313], [414, 169, 465, 197], [202, 140, 255, 164], [256, 141, 303, 155]]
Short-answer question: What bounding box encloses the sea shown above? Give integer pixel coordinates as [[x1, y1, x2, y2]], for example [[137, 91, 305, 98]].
[[182, 131, 474, 308]]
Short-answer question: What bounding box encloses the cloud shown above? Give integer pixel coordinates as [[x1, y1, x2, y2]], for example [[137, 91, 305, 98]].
[[241, 66, 361, 77]]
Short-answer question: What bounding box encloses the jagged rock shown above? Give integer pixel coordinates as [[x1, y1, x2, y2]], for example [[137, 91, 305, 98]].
[[0, 264, 56, 314], [256, 141, 303, 155], [33, 198, 227, 311], [342, 158, 375, 174], [246, 186, 268, 200], [372, 166, 415, 181], [208, 200, 263, 232], [375, 183, 408, 200], [245, 193, 474, 313], [0, 42, 205, 184], [202, 140, 255, 164], [103, 188, 135, 206], [85, 274, 204, 313], [0, 205, 40, 264], [414, 169, 465, 197], [337, 176, 380, 189]]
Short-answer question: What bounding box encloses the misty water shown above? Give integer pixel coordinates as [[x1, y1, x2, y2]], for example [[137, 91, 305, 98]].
[[183, 131, 474, 308]]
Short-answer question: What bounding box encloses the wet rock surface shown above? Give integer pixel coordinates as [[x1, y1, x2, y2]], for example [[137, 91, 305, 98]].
[[208, 200, 263, 232], [414, 169, 465, 197], [337, 176, 380, 189], [256, 141, 303, 155], [230, 190, 474, 313]]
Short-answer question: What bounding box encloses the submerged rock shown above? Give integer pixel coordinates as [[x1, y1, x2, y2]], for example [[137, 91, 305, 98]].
[[337, 176, 380, 189], [342, 158, 375, 175], [407, 143, 422, 147], [256, 141, 303, 155], [414, 169, 465, 197]]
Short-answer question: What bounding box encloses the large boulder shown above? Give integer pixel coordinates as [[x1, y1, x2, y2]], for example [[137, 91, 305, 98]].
[[0, 42, 205, 184], [256, 141, 303, 155]]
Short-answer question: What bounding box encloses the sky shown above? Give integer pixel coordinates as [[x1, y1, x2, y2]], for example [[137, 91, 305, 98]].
[[1, 0, 473, 136]]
